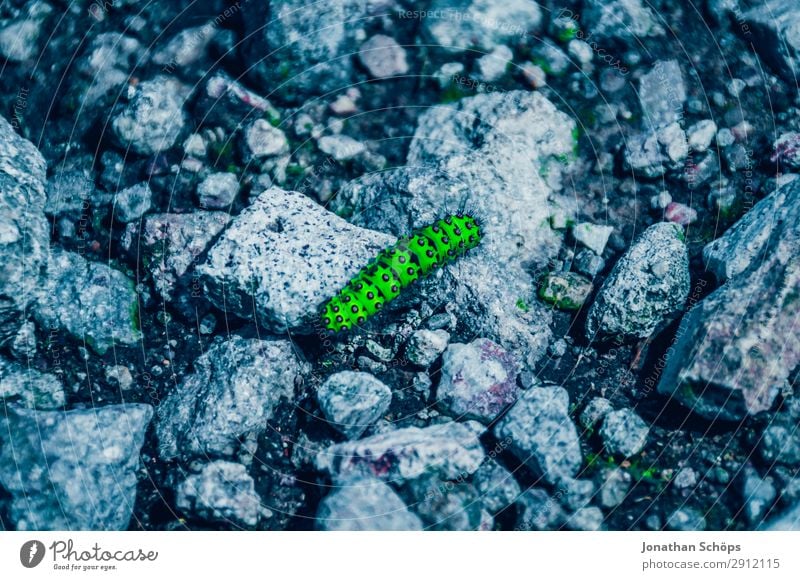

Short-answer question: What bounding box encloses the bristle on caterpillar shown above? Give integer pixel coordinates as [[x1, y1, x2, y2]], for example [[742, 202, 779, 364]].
[[320, 213, 482, 332]]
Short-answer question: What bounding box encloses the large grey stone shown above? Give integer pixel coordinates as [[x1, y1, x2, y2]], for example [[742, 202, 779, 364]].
[[199, 187, 394, 333], [316, 371, 392, 439], [0, 115, 48, 343], [638, 60, 686, 129], [599, 408, 649, 457], [122, 211, 231, 302], [244, 0, 387, 100], [658, 182, 800, 420], [113, 182, 152, 223], [704, 179, 799, 283], [403, 473, 485, 530], [315, 421, 485, 484], [333, 91, 577, 368], [175, 460, 262, 528], [515, 488, 566, 530], [743, 1, 800, 84], [0, 3, 52, 62], [494, 386, 582, 483], [0, 404, 153, 530], [420, 0, 543, 54], [33, 249, 142, 354], [358, 34, 409, 78], [316, 477, 423, 531], [44, 168, 95, 218], [0, 356, 65, 409], [111, 75, 189, 156], [582, 0, 665, 42], [156, 336, 309, 460], [472, 458, 521, 515], [586, 222, 690, 340], [437, 338, 520, 423]]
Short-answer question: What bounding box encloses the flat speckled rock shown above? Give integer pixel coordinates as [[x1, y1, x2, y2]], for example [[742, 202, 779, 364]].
[[586, 222, 690, 340], [199, 187, 394, 333]]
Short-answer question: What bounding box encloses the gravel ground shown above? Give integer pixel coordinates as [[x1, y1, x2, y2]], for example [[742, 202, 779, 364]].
[[0, 0, 799, 531]]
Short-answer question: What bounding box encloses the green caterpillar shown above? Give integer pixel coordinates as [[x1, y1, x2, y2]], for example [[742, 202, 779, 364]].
[[321, 214, 482, 332]]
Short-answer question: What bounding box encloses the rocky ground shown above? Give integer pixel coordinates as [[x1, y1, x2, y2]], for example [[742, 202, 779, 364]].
[[0, 0, 798, 531]]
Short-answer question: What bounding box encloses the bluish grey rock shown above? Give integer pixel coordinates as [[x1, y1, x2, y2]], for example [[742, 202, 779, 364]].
[[624, 122, 689, 178], [421, 0, 543, 54], [515, 488, 566, 530], [741, 468, 777, 525], [175, 461, 262, 528], [316, 421, 485, 484], [358, 34, 408, 78], [599, 408, 649, 457], [245, 0, 383, 100], [317, 371, 392, 439], [0, 2, 52, 62], [151, 24, 219, 69], [111, 75, 189, 156], [566, 506, 605, 530], [600, 468, 632, 508], [243, 119, 289, 161], [113, 182, 152, 223], [196, 172, 239, 209], [317, 134, 366, 161], [704, 179, 799, 283], [44, 168, 95, 218], [539, 271, 593, 310], [638, 60, 686, 129], [760, 425, 800, 466], [573, 223, 614, 255], [74, 33, 142, 110], [586, 222, 690, 340], [405, 329, 450, 367], [582, 0, 665, 41], [666, 507, 706, 531], [494, 386, 582, 483], [199, 187, 394, 333], [156, 336, 309, 460], [580, 397, 613, 429], [472, 459, 521, 515], [0, 356, 65, 409], [404, 473, 485, 530], [559, 477, 596, 511], [334, 91, 577, 368], [122, 211, 231, 302], [9, 320, 36, 360], [316, 477, 423, 531], [743, 1, 800, 84], [764, 502, 800, 530], [0, 403, 153, 530], [33, 249, 141, 354], [687, 120, 718, 153], [437, 338, 520, 423], [658, 181, 800, 420], [574, 249, 605, 278], [0, 115, 48, 343], [532, 42, 570, 75], [475, 45, 513, 82], [673, 467, 698, 489]]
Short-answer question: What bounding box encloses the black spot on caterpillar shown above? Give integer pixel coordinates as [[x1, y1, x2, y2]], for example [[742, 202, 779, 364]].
[[321, 214, 482, 332]]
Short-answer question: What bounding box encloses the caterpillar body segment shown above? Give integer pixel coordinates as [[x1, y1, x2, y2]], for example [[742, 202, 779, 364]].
[[321, 214, 482, 332]]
